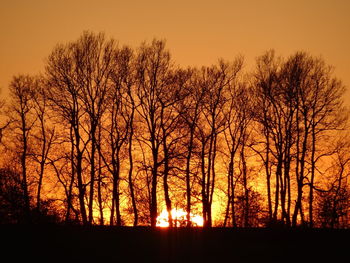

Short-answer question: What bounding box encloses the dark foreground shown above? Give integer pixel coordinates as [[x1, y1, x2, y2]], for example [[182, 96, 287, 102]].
[[1, 225, 349, 263]]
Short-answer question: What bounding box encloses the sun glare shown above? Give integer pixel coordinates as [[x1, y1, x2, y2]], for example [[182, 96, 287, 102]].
[[156, 208, 204, 227]]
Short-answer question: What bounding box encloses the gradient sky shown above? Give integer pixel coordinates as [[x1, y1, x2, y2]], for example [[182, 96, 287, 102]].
[[1, 0, 350, 103]]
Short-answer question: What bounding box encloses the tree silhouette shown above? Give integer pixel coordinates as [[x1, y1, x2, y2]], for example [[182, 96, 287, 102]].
[[0, 32, 349, 228], [8, 75, 37, 221]]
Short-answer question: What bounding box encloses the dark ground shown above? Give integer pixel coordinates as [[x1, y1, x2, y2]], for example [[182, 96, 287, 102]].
[[1, 225, 349, 263]]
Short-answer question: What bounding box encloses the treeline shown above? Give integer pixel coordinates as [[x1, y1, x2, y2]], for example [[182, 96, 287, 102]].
[[0, 31, 349, 228]]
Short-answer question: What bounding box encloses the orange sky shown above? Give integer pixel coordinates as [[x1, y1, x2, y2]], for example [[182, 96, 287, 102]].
[[1, 0, 350, 104]]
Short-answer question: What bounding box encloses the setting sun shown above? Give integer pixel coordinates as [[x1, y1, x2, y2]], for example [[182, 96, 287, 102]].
[[156, 209, 204, 227]]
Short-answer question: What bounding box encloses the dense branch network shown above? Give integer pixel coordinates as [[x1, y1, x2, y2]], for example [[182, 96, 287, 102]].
[[0, 32, 349, 228]]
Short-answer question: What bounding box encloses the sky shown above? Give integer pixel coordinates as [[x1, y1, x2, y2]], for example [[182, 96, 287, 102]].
[[1, 0, 350, 103]]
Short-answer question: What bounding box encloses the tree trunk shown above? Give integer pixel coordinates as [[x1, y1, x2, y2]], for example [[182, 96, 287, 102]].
[[150, 147, 159, 227], [88, 123, 97, 224], [21, 113, 30, 220], [273, 161, 280, 221], [163, 168, 173, 227], [264, 116, 272, 221], [309, 125, 316, 227], [226, 146, 236, 227], [112, 148, 122, 226], [128, 112, 138, 226], [201, 139, 208, 227], [66, 127, 75, 223], [74, 125, 88, 225], [241, 144, 249, 227], [97, 125, 104, 225], [185, 125, 195, 227], [36, 118, 46, 211]]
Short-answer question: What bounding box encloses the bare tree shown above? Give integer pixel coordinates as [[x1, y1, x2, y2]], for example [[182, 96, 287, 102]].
[[316, 138, 350, 228], [219, 57, 249, 227], [253, 51, 348, 227], [3, 31, 350, 228], [46, 40, 88, 225], [178, 68, 205, 227], [31, 77, 57, 211], [196, 60, 235, 227], [125, 53, 139, 226], [8, 75, 37, 220], [100, 45, 135, 226], [75, 32, 117, 224], [252, 51, 279, 223], [46, 32, 118, 225], [135, 39, 174, 227], [158, 68, 190, 227], [110, 46, 139, 226], [304, 57, 348, 227]]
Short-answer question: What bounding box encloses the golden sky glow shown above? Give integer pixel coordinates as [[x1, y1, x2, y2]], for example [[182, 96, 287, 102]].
[[1, 0, 350, 103]]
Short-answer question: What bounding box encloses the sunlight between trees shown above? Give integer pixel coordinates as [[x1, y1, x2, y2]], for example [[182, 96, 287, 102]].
[[0, 31, 349, 228]]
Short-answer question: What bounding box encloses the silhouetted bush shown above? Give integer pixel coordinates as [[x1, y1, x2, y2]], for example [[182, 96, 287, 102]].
[[0, 168, 64, 224], [316, 186, 350, 228], [0, 168, 28, 223], [30, 199, 63, 224]]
